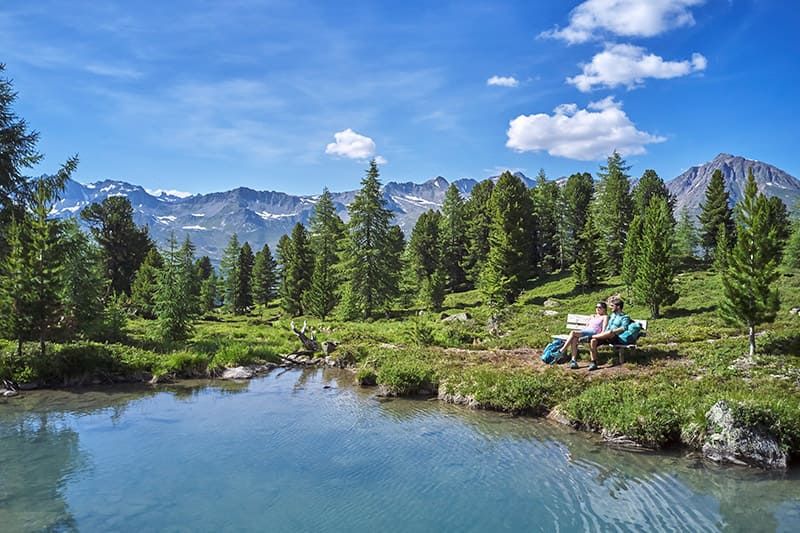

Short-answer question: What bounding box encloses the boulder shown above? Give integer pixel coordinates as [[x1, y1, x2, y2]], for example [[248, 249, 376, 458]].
[[790, 307, 800, 315], [442, 312, 471, 322], [542, 310, 559, 317], [702, 401, 787, 470], [221, 366, 255, 380], [543, 299, 560, 308], [321, 341, 338, 356], [2, 389, 19, 398]]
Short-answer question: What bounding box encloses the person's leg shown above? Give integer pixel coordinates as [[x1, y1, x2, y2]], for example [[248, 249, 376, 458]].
[[559, 331, 577, 354]]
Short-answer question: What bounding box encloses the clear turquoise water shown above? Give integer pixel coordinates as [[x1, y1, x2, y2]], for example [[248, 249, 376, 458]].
[[1, 369, 799, 532]]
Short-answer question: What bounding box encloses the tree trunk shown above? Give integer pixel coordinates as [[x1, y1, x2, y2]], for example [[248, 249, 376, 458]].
[[748, 325, 756, 357]]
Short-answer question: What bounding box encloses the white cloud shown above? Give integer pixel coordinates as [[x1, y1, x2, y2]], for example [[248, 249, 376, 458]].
[[487, 75, 519, 87], [374, 155, 388, 165], [541, 0, 704, 44], [505, 97, 665, 161], [568, 44, 706, 91], [325, 128, 383, 162]]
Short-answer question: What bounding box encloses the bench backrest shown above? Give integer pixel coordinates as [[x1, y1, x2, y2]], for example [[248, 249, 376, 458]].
[[566, 314, 648, 334]]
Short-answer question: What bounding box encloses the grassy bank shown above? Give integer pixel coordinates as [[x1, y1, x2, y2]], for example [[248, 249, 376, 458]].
[[3, 267, 800, 461]]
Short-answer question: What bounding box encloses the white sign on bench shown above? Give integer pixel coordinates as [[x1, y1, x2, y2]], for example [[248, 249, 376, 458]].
[[552, 314, 648, 362]]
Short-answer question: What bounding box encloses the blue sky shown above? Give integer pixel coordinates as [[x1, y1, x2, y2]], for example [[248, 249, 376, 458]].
[[2, 0, 798, 196]]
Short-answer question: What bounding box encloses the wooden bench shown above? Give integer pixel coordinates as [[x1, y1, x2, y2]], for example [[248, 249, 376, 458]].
[[552, 314, 648, 364]]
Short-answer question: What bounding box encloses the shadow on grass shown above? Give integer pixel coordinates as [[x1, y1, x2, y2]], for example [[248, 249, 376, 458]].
[[762, 334, 800, 357], [661, 305, 716, 318], [527, 281, 618, 305]]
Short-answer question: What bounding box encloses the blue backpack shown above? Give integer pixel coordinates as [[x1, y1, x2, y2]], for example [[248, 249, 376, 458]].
[[540, 338, 566, 364]]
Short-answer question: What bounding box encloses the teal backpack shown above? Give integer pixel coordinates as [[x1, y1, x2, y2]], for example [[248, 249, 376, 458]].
[[617, 322, 642, 344], [540, 338, 566, 364]]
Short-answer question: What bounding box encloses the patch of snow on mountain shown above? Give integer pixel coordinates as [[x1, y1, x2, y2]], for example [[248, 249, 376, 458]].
[[108, 192, 127, 197], [256, 211, 295, 220], [192, 213, 205, 217], [100, 185, 115, 193], [394, 195, 440, 207], [85, 183, 96, 189], [182, 225, 207, 230], [157, 215, 177, 224], [146, 188, 193, 198]]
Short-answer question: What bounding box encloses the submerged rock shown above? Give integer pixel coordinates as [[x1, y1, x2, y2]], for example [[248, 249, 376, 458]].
[[221, 367, 255, 380], [702, 401, 787, 470]]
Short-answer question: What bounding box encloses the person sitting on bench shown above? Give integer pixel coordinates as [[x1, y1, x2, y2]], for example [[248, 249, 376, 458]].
[[588, 296, 631, 371], [558, 301, 608, 369]]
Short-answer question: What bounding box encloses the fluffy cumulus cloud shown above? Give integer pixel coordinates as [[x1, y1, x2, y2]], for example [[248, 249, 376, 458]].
[[505, 97, 665, 161], [487, 75, 519, 87], [568, 43, 707, 91], [541, 0, 704, 44], [325, 128, 385, 162]]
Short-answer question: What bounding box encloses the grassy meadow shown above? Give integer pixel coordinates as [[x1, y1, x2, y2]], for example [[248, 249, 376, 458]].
[[3, 264, 800, 457]]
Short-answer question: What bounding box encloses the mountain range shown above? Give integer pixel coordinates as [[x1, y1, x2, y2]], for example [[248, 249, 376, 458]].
[[51, 154, 799, 262]]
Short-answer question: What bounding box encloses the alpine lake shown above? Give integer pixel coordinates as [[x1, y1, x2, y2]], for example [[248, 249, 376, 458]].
[[2, 368, 799, 532]]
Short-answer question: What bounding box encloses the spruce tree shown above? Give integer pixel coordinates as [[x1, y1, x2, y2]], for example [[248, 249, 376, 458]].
[[479, 171, 535, 306], [719, 171, 781, 356], [572, 209, 603, 289], [304, 189, 345, 318], [131, 248, 163, 319], [234, 242, 255, 314], [407, 210, 446, 310], [561, 172, 594, 267], [673, 207, 700, 262], [697, 169, 734, 260], [593, 151, 633, 272], [531, 169, 561, 273], [220, 233, 241, 312], [155, 233, 195, 344], [463, 179, 494, 286], [340, 159, 398, 318], [633, 197, 678, 318], [280, 223, 313, 316], [252, 243, 277, 309], [439, 184, 468, 291]]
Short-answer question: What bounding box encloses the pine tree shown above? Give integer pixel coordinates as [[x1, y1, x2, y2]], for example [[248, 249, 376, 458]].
[[697, 169, 734, 260], [561, 172, 594, 267], [632, 169, 674, 220], [155, 233, 196, 344], [279, 223, 313, 316], [783, 215, 800, 270], [719, 171, 781, 356], [463, 179, 494, 286], [766, 196, 791, 261], [252, 243, 277, 309], [673, 207, 700, 262], [220, 233, 241, 312], [531, 169, 560, 273], [234, 242, 254, 314], [593, 151, 633, 272], [131, 248, 163, 319], [407, 210, 446, 310], [339, 159, 398, 318], [633, 197, 678, 318], [303, 189, 345, 318], [439, 184, 468, 291], [0, 218, 33, 356], [572, 209, 603, 289], [479, 171, 535, 306], [60, 221, 107, 339]]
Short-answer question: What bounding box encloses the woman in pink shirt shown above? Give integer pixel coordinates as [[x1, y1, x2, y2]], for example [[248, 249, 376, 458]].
[[558, 301, 608, 369]]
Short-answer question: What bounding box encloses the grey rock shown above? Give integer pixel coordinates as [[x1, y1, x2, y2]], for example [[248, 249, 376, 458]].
[[442, 312, 471, 322], [702, 400, 787, 470], [542, 310, 559, 317], [790, 307, 800, 315], [321, 341, 338, 356], [543, 299, 560, 308], [2, 389, 19, 397], [221, 366, 255, 380]]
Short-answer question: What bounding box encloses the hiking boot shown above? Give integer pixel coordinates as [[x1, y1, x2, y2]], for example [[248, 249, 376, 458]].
[[588, 361, 598, 371], [569, 360, 579, 370]]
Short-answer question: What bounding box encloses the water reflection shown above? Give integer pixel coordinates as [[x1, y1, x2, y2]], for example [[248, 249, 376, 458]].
[[0, 369, 798, 532]]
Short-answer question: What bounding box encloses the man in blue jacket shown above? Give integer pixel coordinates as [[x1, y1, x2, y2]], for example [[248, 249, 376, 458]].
[[588, 296, 630, 371]]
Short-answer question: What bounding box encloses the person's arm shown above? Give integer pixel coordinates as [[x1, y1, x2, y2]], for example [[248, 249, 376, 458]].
[[614, 315, 631, 334], [601, 316, 609, 332]]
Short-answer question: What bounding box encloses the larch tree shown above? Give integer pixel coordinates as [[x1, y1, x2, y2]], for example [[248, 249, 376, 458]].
[[280, 223, 313, 316], [697, 169, 734, 260], [531, 169, 560, 273], [407, 210, 446, 311], [673, 207, 700, 262], [572, 209, 603, 290], [783, 212, 800, 270], [155, 233, 196, 344], [0, 218, 33, 356], [633, 196, 678, 318], [303, 188, 345, 318], [463, 179, 494, 287], [234, 242, 255, 314], [60, 221, 107, 339], [251, 243, 277, 309], [479, 171, 535, 306], [719, 170, 781, 356], [220, 233, 241, 312], [593, 151, 633, 272], [131, 248, 163, 319], [439, 184, 468, 291], [561, 172, 594, 267]]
